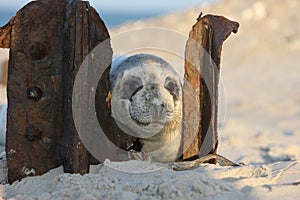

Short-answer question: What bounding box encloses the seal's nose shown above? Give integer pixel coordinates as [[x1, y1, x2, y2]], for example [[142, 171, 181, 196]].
[[151, 104, 166, 122], [144, 83, 167, 122]]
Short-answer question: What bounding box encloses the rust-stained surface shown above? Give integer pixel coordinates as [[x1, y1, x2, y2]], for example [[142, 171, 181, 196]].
[[6, 0, 66, 183], [183, 14, 239, 161], [3, 0, 112, 183]]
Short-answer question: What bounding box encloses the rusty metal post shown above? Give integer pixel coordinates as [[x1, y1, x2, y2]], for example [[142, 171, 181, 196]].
[[0, 0, 112, 183], [183, 14, 239, 161]]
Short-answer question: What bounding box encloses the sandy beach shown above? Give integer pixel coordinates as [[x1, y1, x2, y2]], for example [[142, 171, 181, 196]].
[[0, 0, 299, 199]]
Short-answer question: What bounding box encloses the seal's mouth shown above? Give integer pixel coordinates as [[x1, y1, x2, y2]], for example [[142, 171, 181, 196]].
[[132, 118, 151, 126], [131, 118, 167, 127], [129, 103, 168, 127]]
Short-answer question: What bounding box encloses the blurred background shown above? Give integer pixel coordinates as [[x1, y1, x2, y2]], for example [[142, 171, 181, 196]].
[[0, 0, 216, 27]]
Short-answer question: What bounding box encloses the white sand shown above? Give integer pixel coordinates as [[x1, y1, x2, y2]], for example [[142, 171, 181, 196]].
[[0, 0, 300, 199]]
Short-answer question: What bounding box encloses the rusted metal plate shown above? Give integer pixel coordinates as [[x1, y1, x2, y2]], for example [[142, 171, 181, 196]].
[[6, 0, 66, 183], [4, 0, 112, 183], [183, 14, 239, 161]]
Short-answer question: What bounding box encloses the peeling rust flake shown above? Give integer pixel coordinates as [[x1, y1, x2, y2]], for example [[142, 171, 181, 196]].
[[0, 17, 15, 48]]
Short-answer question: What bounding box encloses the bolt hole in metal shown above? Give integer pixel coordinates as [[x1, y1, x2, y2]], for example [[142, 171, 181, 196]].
[[27, 86, 43, 101]]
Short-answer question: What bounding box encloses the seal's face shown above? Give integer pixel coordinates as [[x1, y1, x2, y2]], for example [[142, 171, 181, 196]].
[[110, 54, 182, 139]]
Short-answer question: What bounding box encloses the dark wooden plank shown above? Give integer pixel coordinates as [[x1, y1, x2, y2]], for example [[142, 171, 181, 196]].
[[61, 0, 112, 174]]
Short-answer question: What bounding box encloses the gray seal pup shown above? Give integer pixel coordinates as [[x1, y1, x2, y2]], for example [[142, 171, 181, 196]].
[[110, 54, 183, 162]]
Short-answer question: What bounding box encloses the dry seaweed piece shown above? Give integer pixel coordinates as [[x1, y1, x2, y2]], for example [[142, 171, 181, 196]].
[[170, 154, 240, 171]]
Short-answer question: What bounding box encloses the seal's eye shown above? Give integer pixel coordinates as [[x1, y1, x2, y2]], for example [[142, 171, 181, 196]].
[[166, 81, 175, 93], [165, 77, 179, 100], [122, 77, 143, 99], [129, 80, 141, 92]]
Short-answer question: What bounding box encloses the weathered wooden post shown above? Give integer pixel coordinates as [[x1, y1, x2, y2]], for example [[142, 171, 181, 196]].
[[183, 14, 239, 161], [0, 0, 112, 183]]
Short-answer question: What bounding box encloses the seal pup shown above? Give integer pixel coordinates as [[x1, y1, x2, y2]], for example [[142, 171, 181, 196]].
[[110, 54, 183, 162]]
